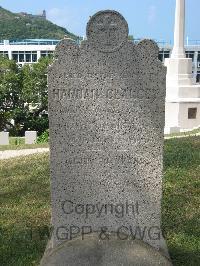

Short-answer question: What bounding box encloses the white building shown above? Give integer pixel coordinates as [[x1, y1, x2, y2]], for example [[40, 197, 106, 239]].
[[0, 39, 58, 66], [0, 38, 200, 82]]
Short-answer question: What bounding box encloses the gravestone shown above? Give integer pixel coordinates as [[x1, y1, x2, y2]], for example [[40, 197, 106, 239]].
[[42, 10, 171, 265], [0, 132, 9, 145], [25, 131, 37, 144]]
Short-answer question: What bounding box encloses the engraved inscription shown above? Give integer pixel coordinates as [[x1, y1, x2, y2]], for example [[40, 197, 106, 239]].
[[65, 153, 137, 166], [53, 87, 136, 101]]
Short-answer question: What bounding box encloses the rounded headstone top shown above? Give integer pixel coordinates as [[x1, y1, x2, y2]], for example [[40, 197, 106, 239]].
[[86, 10, 129, 53]]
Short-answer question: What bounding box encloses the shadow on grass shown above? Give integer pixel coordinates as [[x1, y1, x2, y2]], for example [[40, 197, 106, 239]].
[[163, 212, 200, 265], [169, 247, 200, 266], [0, 153, 51, 266], [0, 226, 50, 266]]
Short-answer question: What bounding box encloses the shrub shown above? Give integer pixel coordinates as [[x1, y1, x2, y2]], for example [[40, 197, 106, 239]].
[[37, 129, 49, 143]]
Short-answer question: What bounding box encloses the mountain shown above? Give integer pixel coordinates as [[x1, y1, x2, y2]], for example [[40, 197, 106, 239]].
[[0, 7, 78, 40]]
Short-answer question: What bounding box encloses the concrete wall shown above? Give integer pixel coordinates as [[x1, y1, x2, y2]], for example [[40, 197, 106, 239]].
[[179, 102, 200, 130], [165, 102, 180, 133]]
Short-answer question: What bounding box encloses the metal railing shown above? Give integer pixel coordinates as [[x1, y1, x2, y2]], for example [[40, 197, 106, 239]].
[[0, 39, 60, 46], [0, 38, 200, 49]]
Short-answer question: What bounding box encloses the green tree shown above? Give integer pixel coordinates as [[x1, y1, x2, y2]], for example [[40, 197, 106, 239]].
[[0, 55, 23, 132], [0, 55, 52, 135], [21, 56, 53, 135]]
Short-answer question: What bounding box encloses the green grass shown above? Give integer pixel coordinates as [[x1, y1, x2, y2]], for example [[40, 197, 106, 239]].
[[162, 136, 200, 265], [9, 137, 25, 145], [0, 153, 51, 266], [165, 127, 200, 138], [0, 137, 200, 265], [0, 137, 49, 151]]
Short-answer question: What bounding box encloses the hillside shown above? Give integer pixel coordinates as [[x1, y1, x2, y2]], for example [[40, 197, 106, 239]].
[[0, 7, 77, 40]]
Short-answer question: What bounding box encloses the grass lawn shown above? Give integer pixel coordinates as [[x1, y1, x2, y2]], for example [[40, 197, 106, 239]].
[[0, 143, 49, 151], [0, 137, 49, 151], [0, 153, 51, 266], [0, 137, 200, 265], [165, 127, 200, 138], [9, 137, 26, 145]]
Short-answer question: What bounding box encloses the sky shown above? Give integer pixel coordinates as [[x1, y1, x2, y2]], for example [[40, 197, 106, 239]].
[[0, 0, 199, 42]]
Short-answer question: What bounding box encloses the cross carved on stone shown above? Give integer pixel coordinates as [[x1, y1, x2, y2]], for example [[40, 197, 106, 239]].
[[97, 15, 118, 43]]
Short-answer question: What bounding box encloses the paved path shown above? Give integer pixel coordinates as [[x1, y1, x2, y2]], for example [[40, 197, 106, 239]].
[[0, 148, 49, 160], [0, 132, 199, 160]]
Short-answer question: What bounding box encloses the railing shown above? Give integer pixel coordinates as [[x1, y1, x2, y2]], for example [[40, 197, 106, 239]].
[[0, 39, 60, 46], [186, 40, 200, 46], [0, 38, 200, 48], [134, 39, 200, 48], [9, 40, 60, 45]]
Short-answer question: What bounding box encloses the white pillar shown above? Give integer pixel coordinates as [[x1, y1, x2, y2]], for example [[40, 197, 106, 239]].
[[193, 51, 198, 80], [171, 0, 186, 59], [8, 49, 12, 60], [37, 50, 41, 62]]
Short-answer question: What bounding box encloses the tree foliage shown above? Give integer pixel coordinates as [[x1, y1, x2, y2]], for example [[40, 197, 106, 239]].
[[0, 56, 52, 136], [0, 56, 23, 132]]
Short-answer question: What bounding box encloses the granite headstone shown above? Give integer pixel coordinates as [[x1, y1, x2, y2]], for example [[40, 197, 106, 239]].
[[0, 132, 9, 145], [44, 10, 170, 264], [25, 131, 37, 144]]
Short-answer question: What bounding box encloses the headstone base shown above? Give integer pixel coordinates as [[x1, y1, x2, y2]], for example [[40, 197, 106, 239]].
[[40, 233, 172, 266]]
